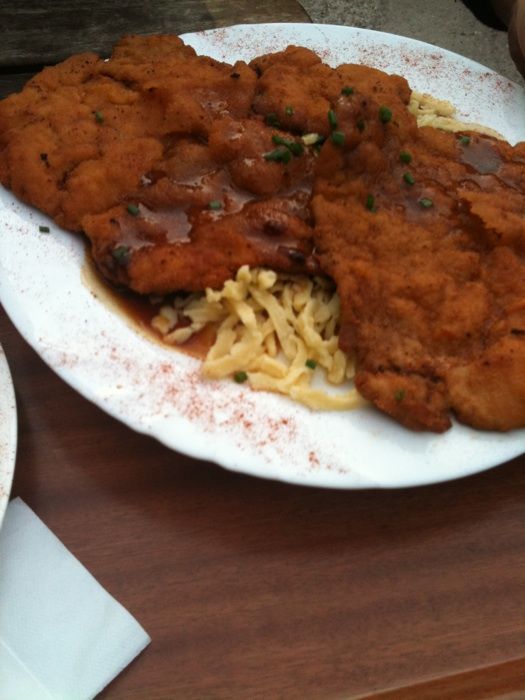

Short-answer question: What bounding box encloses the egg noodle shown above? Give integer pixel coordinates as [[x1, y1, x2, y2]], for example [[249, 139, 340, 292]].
[[151, 94, 500, 410], [408, 91, 503, 139], [153, 266, 364, 410]]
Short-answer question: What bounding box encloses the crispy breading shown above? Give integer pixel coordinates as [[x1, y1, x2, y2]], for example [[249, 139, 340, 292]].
[[1, 35, 525, 432], [312, 91, 525, 431], [0, 36, 316, 293]]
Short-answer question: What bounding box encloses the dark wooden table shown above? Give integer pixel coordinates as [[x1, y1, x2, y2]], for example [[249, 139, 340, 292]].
[[1, 2, 525, 698]]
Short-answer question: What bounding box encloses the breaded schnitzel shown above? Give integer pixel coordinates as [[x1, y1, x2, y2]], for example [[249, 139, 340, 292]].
[[1, 35, 525, 433], [312, 87, 525, 431], [0, 36, 317, 292]]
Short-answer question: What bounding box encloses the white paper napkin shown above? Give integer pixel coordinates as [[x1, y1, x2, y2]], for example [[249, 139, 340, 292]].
[[0, 498, 151, 700]]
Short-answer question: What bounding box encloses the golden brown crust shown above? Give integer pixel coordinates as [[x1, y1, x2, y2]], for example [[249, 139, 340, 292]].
[[312, 86, 525, 433], [2, 35, 525, 433]]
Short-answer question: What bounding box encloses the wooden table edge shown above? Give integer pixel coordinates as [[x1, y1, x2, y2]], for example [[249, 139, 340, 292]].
[[354, 656, 525, 699]]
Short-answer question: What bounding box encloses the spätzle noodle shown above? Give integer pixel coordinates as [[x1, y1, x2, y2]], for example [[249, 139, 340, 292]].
[[409, 91, 504, 139], [153, 266, 365, 411], [151, 91, 501, 412]]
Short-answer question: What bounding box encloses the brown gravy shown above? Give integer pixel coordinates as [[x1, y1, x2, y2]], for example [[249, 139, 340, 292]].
[[81, 251, 214, 360]]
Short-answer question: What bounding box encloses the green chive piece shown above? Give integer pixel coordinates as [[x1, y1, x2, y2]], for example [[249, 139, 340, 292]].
[[400, 151, 412, 164], [264, 148, 292, 164], [459, 135, 471, 146], [233, 371, 248, 383], [285, 105, 294, 116], [126, 203, 140, 216], [265, 113, 280, 127], [305, 358, 317, 370], [365, 194, 376, 211], [356, 118, 366, 132], [379, 106, 392, 123], [341, 86, 354, 96], [208, 200, 222, 210], [418, 198, 434, 208], [271, 135, 304, 156], [394, 389, 405, 402], [313, 134, 327, 152], [403, 172, 415, 185], [94, 110, 104, 124], [288, 141, 304, 156], [39, 225, 50, 233], [328, 109, 338, 129], [331, 131, 345, 146], [112, 245, 131, 265]]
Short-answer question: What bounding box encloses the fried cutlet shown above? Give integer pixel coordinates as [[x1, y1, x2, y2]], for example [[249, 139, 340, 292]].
[[0, 36, 317, 293], [312, 86, 525, 431], [2, 35, 525, 433]]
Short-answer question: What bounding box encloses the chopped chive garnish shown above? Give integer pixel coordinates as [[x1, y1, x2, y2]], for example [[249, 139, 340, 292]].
[[328, 109, 338, 129], [313, 134, 327, 152], [264, 147, 292, 164], [379, 106, 392, 123], [288, 141, 304, 156], [459, 135, 471, 146], [341, 86, 354, 96], [40, 153, 48, 161], [265, 113, 280, 127], [112, 245, 131, 265], [356, 118, 366, 132], [365, 194, 376, 211], [126, 203, 140, 216], [305, 358, 317, 369], [233, 371, 248, 383], [39, 225, 50, 233], [285, 105, 294, 116], [94, 110, 104, 124], [418, 198, 434, 208], [394, 389, 405, 402], [331, 131, 345, 146], [271, 135, 304, 156], [403, 172, 415, 185], [208, 200, 222, 210], [399, 151, 412, 164]]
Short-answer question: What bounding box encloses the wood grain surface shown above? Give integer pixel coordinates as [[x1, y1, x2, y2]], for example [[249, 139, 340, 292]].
[[1, 1, 525, 697], [357, 657, 525, 700], [0, 0, 309, 68], [2, 307, 525, 699]]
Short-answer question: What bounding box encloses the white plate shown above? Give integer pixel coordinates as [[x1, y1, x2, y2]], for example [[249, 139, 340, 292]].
[[0, 344, 16, 525], [0, 23, 524, 489]]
